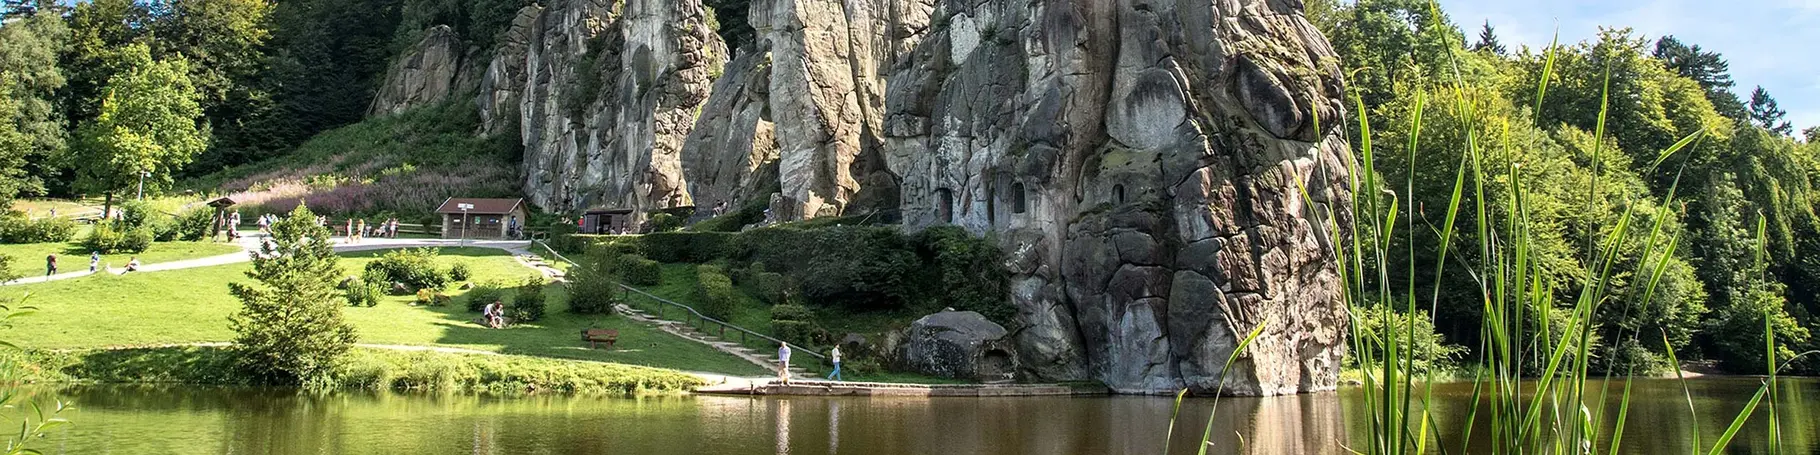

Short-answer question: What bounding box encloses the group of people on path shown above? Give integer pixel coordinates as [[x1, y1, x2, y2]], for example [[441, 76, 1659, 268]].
[[43, 251, 138, 279], [334, 217, 401, 243]]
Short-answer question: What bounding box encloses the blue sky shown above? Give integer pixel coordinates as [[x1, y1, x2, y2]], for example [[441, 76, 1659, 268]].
[[1436, 0, 1820, 131]]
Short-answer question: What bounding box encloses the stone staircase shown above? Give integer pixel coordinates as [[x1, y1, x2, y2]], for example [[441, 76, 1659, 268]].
[[617, 304, 811, 379]]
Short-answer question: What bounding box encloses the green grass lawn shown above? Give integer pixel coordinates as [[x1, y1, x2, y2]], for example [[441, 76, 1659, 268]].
[[0, 247, 768, 377], [0, 240, 242, 270]]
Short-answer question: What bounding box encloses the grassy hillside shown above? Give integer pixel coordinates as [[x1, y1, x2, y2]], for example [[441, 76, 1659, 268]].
[[184, 101, 523, 223]]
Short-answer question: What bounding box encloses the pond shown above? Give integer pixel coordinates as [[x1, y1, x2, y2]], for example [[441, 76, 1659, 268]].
[[17, 377, 1818, 454]]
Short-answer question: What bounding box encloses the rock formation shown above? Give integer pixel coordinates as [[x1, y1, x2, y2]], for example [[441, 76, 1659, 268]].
[[509, 0, 727, 214], [372, 0, 1352, 396], [897, 311, 1018, 381], [370, 25, 463, 116]]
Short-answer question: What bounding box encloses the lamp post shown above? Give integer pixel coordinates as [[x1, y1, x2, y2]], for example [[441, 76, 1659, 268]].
[[136, 170, 149, 200], [457, 203, 473, 247]]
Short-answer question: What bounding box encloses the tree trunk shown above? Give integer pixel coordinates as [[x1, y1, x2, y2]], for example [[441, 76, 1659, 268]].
[[103, 193, 113, 222]]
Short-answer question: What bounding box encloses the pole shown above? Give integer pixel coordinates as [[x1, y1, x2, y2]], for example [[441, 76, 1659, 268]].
[[460, 208, 469, 247], [136, 171, 146, 200]]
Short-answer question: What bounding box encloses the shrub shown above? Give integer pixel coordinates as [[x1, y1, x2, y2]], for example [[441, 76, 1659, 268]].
[[449, 262, 472, 282], [694, 264, 737, 319], [0, 214, 77, 244], [770, 304, 828, 347], [734, 226, 919, 308], [585, 235, 643, 258], [173, 208, 216, 241], [150, 217, 181, 241], [464, 282, 506, 312], [343, 275, 383, 307], [1351, 307, 1465, 374], [0, 254, 17, 283], [641, 232, 734, 263], [616, 254, 662, 286], [914, 226, 1013, 324], [119, 199, 153, 229], [364, 247, 448, 290], [82, 222, 151, 254], [747, 270, 796, 305], [646, 212, 683, 233], [566, 254, 622, 315], [509, 277, 547, 322], [414, 288, 450, 306]]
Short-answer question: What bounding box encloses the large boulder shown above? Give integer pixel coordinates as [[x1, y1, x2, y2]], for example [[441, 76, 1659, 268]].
[[897, 311, 1018, 382]]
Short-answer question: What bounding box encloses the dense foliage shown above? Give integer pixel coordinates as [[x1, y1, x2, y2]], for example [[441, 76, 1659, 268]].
[[564, 250, 622, 315], [508, 276, 546, 322], [1313, 0, 1819, 374], [0, 212, 75, 244], [228, 205, 357, 385], [693, 264, 737, 320], [362, 247, 447, 291]]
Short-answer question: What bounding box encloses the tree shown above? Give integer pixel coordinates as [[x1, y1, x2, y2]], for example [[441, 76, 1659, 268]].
[[228, 204, 357, 385], [1748, 86, 1794, 136], [1653, 36, 1746, 121], [0, 7, 68, 206], [1804, 126, 1819, 144], [66, 43, 209, 214], [59, 0, 150, 129], [152, 0, 279, 171], [1471, 21, 1505, 55]]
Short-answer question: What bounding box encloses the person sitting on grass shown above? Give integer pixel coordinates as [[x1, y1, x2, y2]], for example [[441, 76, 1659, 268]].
[[124, 257, 140, 273], [482, 300, 505, 329]]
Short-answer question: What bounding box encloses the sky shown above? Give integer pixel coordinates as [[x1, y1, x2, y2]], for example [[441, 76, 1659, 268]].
[[1436, 0, 1820, 131]]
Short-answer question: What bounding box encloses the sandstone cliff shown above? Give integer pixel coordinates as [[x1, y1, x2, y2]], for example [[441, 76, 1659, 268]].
[[375, 0, 1352, 396]]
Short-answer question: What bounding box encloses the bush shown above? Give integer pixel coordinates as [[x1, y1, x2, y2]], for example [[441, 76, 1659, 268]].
[[734, 226, 919, 308], [746, 270, 796, 305], [509, 277, 548, 322], [770, 304, 828, 347], [464, 282, 507, 312], [415, 288, 451, 306], [364, 247, 448, 290], [0, 214, 77, 244], [694, 264, 737, 319], [1351, 307, 1465, 374], [566, 254, 622, 315], [616, 254, 662, 286], [150, 217, 181, 241], [343, 275, 383, 307], [173, 209, 216, 241], [641, 232, 734, 263], [914, 226, 1013, 324], [646, 212, 683, 232], [119, 199, 154, 229], [0, 254, 17, 283], [82, 222, 152, 254], [449, 262, 472, 282]]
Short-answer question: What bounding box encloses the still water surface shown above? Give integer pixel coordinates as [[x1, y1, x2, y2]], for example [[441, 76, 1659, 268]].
[[20, 377, 1818, 454]]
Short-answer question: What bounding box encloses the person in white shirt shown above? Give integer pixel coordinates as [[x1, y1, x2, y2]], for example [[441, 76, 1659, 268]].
[[826, 346, 843, 381], [777, 343, 792, 384]]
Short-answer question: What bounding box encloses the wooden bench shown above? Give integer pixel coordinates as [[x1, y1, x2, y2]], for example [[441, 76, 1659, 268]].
[[583, 329, 619, 349]]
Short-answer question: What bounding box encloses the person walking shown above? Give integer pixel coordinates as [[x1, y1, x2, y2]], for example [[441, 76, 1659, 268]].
[[826, 346, 844, 381], [776, 342, 793, 384], [44, 254, 56, 277], [355, 219, 367, 243], [345, 219, 355, 243], [89, 251, 100, 273]]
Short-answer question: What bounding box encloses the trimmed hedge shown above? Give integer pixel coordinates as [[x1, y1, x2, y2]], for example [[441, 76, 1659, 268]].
[[641, 232, 734, 263], [616, 253, 662, 286], [770, 304, 828, 347], [693, 264, 736, 319]]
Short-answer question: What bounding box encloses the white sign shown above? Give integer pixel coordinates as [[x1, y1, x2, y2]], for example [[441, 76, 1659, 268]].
[[458, 203, 474, 210]]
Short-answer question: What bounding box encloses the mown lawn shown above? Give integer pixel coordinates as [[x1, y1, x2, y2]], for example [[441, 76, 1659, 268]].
[[0, 240, 242, 271], [0, 247, 768, 377]]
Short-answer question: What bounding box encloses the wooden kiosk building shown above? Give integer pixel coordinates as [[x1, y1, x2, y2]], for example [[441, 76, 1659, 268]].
[[436, 198, 528, 239]]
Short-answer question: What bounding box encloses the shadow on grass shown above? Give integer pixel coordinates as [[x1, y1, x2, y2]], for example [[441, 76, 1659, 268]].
[[42, 346, 246, 385], [337, 247, 513, 259]]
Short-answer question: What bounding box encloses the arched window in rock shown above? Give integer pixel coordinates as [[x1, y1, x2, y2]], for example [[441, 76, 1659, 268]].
[[1012, 182, 1028, 214], [935, 188, 954, 223], [1113, 184, 1126, 204]]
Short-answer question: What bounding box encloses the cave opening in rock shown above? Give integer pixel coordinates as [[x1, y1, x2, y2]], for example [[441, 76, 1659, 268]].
[[935, 188, 954, 223], [1012, 182, 1027, 214], [1113, 184, 1126, 204], [978, 349, 1015, 381]]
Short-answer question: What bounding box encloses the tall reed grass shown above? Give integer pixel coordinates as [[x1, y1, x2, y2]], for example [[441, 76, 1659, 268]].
[[1168, 2, 1817, 453]]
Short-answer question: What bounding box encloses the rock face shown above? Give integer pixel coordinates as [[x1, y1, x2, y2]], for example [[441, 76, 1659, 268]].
[[477, 6, 543, 136], [373, 0, 1351, 396], [897, 311, 1018, 381], [370, 25, 463, 116], [883, 0, 1352, 395], [513, 0, 727, 214]]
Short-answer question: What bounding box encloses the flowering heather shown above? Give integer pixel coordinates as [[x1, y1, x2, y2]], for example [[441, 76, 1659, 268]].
[[225, 161, 518, 219]]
